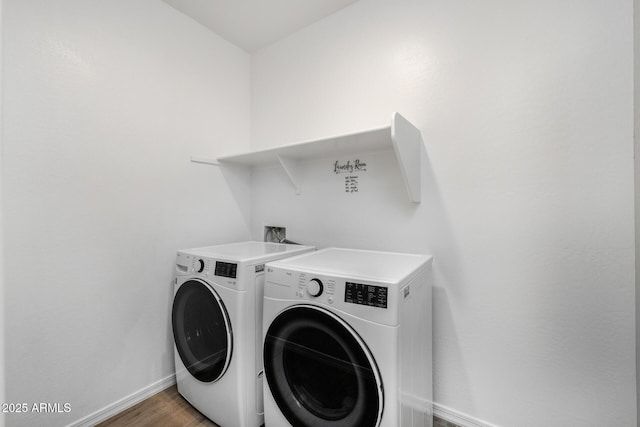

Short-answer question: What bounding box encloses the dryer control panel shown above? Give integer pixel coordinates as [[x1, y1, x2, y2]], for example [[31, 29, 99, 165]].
[[264, 248, 432, 326], [345, 282, 388, 309], [265, 266, 400, 326], [295, 274, 337, 304]]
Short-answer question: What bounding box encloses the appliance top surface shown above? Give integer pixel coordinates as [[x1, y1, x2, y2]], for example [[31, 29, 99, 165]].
[[180, 241, 314, 262], [269, 247, 432, 283]]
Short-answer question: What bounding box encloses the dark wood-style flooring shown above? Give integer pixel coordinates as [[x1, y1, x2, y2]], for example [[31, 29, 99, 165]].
[[96, 386, 219, 427], [97, 385, 459, 427]]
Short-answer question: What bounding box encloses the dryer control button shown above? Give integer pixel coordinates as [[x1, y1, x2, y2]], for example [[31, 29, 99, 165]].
[[328, 296, 334, 304], [306, 278, 323, 297]]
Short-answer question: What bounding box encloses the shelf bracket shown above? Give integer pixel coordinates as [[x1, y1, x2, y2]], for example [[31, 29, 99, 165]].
[[276, 154, 301, 195], [391, 113, 422, 203], [190, 156, 220, 166]]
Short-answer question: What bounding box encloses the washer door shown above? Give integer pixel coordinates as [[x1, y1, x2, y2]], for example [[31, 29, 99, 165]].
[[172, 279, 232, 383], [264, 305, 383, 427]]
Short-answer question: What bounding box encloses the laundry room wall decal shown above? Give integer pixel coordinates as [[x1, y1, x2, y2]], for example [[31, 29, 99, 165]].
[[345, 175, 359, 193], [334, 159, 367, 194], [333, 159, 367, 174]]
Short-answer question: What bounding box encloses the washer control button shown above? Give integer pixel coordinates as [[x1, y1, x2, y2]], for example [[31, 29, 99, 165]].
[[328, 296, 334, 304], [196, 259, 205, 273]]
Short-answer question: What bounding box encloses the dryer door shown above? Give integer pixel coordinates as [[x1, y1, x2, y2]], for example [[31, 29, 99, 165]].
[[172, 279, 232, 383], [264, 305, 383, 427]]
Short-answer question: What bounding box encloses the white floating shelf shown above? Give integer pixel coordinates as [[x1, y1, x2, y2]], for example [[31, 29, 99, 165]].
[[192, 112, 423, 203]]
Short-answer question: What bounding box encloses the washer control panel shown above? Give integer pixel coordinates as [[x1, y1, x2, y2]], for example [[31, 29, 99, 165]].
[[191, 257, 212, 276], [176, 252, 240, 289], [214, 261, 238, 279], [177, 254, 214, 277]]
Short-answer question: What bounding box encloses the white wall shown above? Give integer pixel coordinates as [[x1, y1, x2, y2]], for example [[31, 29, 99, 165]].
[[251, 0, 636, 426], [2, 1, 250, 426], [0, 0, 5, 426], [635, 0, 640, 423]]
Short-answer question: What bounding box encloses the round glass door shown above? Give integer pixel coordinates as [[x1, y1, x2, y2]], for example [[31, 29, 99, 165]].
[[172, 279, 232, 383], [263, 305, 383, 427]]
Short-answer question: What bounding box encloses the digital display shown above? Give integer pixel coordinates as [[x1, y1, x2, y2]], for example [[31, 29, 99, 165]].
[[344, 282, 388, 309], [215, 261, 237, 279]]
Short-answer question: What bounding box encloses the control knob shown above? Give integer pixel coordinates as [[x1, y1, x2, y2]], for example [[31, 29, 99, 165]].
[[306, 278, 324, 297], [196, 259, 205, 273]]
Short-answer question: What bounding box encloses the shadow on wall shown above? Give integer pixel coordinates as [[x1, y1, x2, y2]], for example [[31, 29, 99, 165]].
[[218, 164, 252, 230], [419, 140, 474, 414], [165, 275, 177, 382], [420, 140, 465, 297]]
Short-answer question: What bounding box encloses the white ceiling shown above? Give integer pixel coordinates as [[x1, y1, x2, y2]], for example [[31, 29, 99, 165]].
[[162, 0, 361, 53]]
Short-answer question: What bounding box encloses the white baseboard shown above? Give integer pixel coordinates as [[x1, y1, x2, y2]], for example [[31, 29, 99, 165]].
[[65, 374, 176, 427], [65, 376, 496, 427], [434, 402, 500, 427]]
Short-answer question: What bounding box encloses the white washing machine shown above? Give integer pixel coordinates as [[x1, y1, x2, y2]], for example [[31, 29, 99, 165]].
[[172, 241, 314, 427], [262, 247, 433, 427]]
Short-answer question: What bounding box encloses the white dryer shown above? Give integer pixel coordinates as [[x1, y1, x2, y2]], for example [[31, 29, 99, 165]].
[[172, 241, 314, 427], [262, 247, 433, 427]]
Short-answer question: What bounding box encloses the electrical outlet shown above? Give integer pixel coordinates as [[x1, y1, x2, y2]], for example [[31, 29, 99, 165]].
[[264, 226, 286, 243]]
